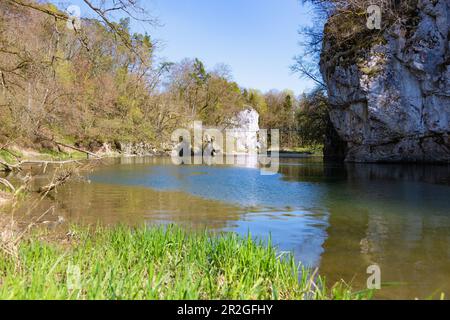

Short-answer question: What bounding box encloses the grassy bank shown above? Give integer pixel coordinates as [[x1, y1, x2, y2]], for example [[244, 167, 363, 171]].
[[0, 225, 370, 300]]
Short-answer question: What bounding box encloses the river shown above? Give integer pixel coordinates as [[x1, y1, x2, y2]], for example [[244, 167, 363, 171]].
[[5, 156, 450, 299]]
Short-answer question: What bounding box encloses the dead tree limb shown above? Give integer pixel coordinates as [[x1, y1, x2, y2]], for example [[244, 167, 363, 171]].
[[0, 159, 21, 172], [0, 178, 15, 193], [38, 170, 73, 194], [34, 132, 102, 159], [53, 140, 101, 159]]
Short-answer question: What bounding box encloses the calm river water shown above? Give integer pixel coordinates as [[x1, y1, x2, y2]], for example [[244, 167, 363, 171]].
[[10, 156, 450, 299]]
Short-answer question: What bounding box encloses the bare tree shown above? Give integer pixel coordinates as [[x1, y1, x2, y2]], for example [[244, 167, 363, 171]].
[[292, 0, 418, 87]]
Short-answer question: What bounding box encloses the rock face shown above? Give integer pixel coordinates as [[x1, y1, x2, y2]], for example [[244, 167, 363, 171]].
[[228, 108, 260, 153], [116, 142, 160, 156], [323, 115, 348, 161], [320, 0, 450, 162]]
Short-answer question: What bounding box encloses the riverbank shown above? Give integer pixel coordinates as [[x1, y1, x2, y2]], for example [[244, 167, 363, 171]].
[[0, 141, 169, 167], [0, 225, 369, 300]]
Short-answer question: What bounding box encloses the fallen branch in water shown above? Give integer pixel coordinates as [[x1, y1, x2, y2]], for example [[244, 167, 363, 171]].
[[38, 170, 73, 194], [1, 155, 98, 263], [1, 156, 87, 174], [1, 164, 80, 261], [11, 206, 55, 247], [1, 159, 86, 172]]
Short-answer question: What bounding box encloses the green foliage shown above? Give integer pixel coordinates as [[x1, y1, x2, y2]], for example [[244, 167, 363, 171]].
[[38, 149, 86, 161], [0, 225, 370, 300], [166, 58, 245, 127], [246, 89, 268, 115], [249, 90, 300, 149], [295, 89, 329, 147], [55, 60, 75, 87], [0, 0, 328, 154], [290, 145, 324, 155], [0, 1, 162, 147], [191, 58, 210, 85], [0, 150, 17, 164]]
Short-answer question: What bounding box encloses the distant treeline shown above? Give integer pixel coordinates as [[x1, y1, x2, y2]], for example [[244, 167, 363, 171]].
[[0, 0, 327, 152]]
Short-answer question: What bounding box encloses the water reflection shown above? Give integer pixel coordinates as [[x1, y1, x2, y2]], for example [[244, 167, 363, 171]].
[[4, 157, 450, 299], [319, 162, 450, 299]]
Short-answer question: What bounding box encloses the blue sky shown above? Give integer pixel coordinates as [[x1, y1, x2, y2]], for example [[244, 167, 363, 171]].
[[58, 0, 315, 94]]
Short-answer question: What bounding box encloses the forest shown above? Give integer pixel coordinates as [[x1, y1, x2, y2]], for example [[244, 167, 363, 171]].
[[0, 0, 327, 157]]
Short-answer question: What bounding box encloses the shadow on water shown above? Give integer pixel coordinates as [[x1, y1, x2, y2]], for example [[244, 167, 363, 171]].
[[318, 163, 450, 299], [4, 156, 450, 299]]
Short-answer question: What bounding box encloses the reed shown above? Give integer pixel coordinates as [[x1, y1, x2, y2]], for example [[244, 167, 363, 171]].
[[0, 225, 371, 300]]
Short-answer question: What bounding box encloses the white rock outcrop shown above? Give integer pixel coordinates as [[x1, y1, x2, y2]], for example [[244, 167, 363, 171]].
[[228, 108, 260, 154]]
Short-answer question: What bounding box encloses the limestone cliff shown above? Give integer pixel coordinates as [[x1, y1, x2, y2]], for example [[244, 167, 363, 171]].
[[320, 0, 450, 162]]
